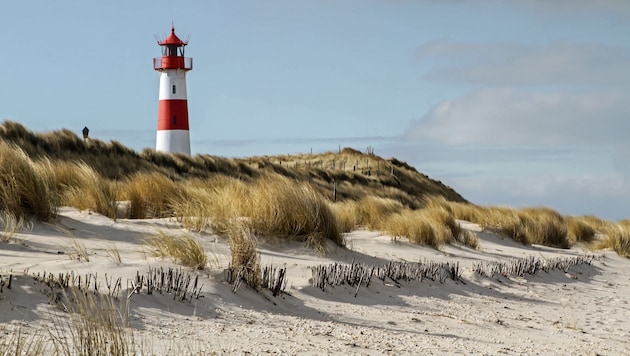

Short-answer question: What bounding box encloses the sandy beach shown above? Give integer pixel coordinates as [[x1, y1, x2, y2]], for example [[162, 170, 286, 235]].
[[1, 207, 628, 355]]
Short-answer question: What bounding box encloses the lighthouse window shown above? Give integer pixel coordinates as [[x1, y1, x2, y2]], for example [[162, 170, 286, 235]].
[[172, 85, 176, 94], [173, 116, 177, 125]]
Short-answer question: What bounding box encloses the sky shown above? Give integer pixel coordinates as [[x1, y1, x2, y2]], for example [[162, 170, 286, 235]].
[[2, 1, 629, 220]]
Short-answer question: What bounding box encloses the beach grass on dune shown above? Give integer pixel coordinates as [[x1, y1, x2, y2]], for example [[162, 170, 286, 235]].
[[1, 122, 630, 257], [0, 141, 56, 221], [145, 230, 208, 269]]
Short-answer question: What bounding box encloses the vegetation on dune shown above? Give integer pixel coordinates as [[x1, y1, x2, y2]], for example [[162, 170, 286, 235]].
[[0, 121, 629, 257], [171, 173, 342, 252], [0, 141, 56, 221], [145, 230, 208, 269], [0, 121, 465, 206], [595, 220, 630, 257]]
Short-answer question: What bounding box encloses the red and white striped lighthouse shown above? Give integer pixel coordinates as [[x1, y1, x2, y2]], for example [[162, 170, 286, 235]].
[[154, 26, 192, 155]]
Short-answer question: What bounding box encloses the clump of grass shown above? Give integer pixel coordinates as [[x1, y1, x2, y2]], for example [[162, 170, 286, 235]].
[[455, 229, 479, 249], [48, 161, 118, 219], [0, 324, 47, 355], [0, 210, 31, 242], [0, 142, 56, 221], [425, 195, 570, 249], [520, 207, 569, 248], [355, 196, 404, 230], [247, 174, 342, 252], [104, 242, 122, 264], [145, 230, 208, 269], [329, 200, 360, 233], [226, 221, 261, 288], [566, 216, 597, 244], [423, 195, 479, 222], [174, 174, 342, 253], [49, 288, 135, 356], [385, 210, 437, 246], [594, 221, 630, 257], [119, 172, 180, 218], [383, 208, 459, 248], [67, 238, 90, 262]]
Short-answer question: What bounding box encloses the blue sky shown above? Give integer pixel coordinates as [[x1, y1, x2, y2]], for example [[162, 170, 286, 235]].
[[2, 1, 629, 220]]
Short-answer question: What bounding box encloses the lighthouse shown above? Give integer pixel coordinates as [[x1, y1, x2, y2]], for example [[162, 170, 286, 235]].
[[154, 27, 192, 155]]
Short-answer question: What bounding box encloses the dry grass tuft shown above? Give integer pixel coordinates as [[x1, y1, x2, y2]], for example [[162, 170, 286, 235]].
[[423, 195, 479, 222], [104, 242, 123, 264], [383, 208, 459, 248], [519, 207, 569, 248], [47, 161, 118, 219], [594, 220, 630, 257], [173, 174, 342, 253], [425, 196, 570, 248], [566, 216, 597, 244], [329, 200, 360, 233], [247, 174, 342, 252], [119, 172, 180, 218], [146, 230, 208, 269], [226, 221, 261, 287], [0, 142, 56, 221], [0, 210, 31, 242], [455, 229, 479, 249], [50, 288, 135, 356], [0, 324, 47, 355], [355, 196, 404, 230], [66, 238, 90, 262]]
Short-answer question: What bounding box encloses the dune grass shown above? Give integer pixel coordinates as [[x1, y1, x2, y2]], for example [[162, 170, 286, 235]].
[[0, 142, 56, 221], [0, 210, 31, 243], [3, 122, 630, 258], [118, 172, 181, 219], [49, 288, 135, 356], [172, 174, 342, 253], [104, 242, 123, 264], [595, 220, 630, 257], [246, 174, 342, 251], [455, 229, 479, 249], [566, 216, 597, 244], [423, 196, 570, 248], [145, 230, 208, 269], [328, 200, 360, 233], [225, 221, 261, 288], [66, 238, 90, 262], [0, 279, 218, 356], [383, 208, 466, 248], [44, 160, 118, 219], [0, 324, 47, 355]]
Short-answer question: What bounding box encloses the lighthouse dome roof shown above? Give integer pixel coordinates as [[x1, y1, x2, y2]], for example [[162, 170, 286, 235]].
[[159, 27, 187, 46]]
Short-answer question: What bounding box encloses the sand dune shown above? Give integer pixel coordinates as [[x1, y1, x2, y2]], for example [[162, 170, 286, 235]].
[[1, 207, 629, 355]]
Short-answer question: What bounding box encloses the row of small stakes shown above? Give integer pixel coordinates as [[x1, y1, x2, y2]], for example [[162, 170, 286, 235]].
[[0, 255, 599, 301], [311, 259, 462, 297], [310, 255, 599, 297], [471, 254, 598, 278], [29, 267, 204, 302], [4, 265, 288, 302]]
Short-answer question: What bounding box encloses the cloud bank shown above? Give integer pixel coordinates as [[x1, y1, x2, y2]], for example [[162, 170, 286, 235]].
[[395, 36, 630, 219]]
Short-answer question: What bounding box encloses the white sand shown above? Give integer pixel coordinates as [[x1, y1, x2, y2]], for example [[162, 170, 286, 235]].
[[1, 207, 629, 355]]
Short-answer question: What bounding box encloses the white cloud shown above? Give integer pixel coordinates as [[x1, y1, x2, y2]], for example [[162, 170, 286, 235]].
[[405, 87, 630, 146], [402, 37, 630, 219]]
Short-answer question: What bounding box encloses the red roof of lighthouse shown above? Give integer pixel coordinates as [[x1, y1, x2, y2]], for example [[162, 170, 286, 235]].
[[159, 27, 187, 46]]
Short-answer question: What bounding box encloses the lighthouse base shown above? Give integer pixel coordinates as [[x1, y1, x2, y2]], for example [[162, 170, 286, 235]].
[[156, 129, 191, 155]]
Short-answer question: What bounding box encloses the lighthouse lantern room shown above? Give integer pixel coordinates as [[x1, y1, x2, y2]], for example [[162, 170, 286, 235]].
[[154, 27, 193, 155]]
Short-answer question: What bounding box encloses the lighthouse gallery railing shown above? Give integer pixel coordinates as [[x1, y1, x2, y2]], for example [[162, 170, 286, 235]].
[[153, 57, 193, 70]]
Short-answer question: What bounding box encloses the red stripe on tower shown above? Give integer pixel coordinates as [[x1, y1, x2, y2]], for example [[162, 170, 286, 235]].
[[154, 26, 193, 155]]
